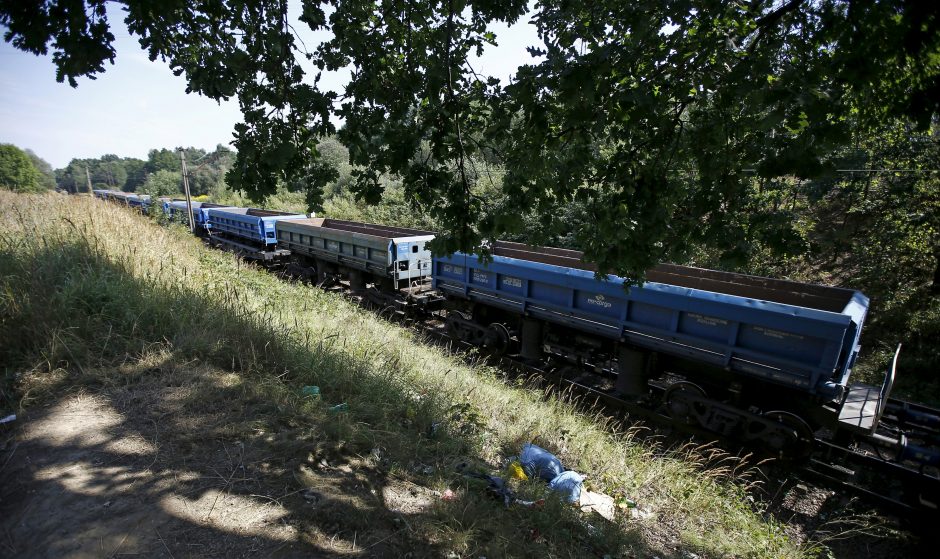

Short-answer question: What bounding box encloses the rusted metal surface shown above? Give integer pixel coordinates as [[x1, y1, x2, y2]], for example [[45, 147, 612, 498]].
[[491, 240, 854, 312], [288, 217, 434, 240]]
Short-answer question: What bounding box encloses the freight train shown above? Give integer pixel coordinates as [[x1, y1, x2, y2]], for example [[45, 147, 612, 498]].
[[91, 190, 940, 483]]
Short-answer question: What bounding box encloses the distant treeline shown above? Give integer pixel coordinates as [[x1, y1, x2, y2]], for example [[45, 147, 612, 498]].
[[0, 143, 236, 199], [56, 145, 237, 198]]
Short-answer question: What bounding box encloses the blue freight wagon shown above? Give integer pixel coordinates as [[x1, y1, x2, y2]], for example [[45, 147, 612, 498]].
[[206, 207, 307, 247], [163, 199, 196, 224], [104, 191, 131, 204], [164, 200, 237, 233], [126, 194, 151, 210], [433, 241, 868, 399], [99, 191, 152, 211]]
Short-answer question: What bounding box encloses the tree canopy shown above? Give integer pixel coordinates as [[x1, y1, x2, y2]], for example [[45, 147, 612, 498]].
[[139, 168, 182, 198], [2, 0, 938, 277], [24, 149, 57, 190], [0, 144, 42, 192], [55, 155, 143, 192]]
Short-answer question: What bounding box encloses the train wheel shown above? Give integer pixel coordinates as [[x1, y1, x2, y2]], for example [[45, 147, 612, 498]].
[[484, 323, 512, 356], [761, 411, 815, 459], [444, 315, 458, 338], [664, 381, 706, 424], [445, 311, 470, 340]]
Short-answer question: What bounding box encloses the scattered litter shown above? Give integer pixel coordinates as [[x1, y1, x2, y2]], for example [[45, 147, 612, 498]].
[[328, 403, 349, 413], [514, 498, 545, 507], [462, 472, 515, 507], [0, 414, 15, 425], [301, 385, 320, 398], [548, 470, 584, 503], [459, 444, 623, 518], [518, 443, 587, 503], [441, 489, 456, 501], [520, 443, 564, 481], [507, 461, 528, 481], [617, 497, 638, 509], [580, 490, 615, 521]]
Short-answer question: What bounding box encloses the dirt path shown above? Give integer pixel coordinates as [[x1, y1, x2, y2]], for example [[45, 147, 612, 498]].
[[0, 368, 442, 558]]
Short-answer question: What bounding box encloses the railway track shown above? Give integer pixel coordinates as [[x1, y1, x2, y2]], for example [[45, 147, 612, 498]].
[[472, 331, 940, 520], [330, 285, 940, 522]]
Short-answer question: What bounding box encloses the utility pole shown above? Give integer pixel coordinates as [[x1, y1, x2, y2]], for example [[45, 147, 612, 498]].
[[84, 166, 93, 194], [179, 149, 195, 232]]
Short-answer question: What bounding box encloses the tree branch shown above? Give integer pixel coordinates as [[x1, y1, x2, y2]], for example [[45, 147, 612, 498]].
[[747, 0, 806, 54], [445, 0, 473, 242]]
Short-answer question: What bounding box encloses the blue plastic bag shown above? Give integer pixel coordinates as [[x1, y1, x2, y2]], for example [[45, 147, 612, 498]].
[[520, 443, 564, 481], [548, 471, 584, 503]]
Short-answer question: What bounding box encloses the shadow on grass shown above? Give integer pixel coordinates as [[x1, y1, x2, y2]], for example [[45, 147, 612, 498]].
[[0, 242, 656, 558]]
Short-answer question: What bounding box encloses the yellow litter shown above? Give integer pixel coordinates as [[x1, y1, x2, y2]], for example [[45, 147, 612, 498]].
[[508, 461, 528, 480]]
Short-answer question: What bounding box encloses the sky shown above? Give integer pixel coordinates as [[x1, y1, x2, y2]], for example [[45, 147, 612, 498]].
[[0, 5, 541, 169]]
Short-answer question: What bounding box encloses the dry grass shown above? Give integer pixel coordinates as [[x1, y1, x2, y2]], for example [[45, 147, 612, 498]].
[[0, 191, 812, 557]]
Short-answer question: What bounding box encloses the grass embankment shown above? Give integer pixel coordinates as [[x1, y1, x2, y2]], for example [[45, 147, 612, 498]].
[[0, 192, 807, 557]]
